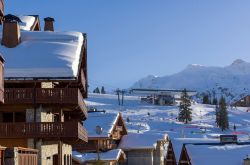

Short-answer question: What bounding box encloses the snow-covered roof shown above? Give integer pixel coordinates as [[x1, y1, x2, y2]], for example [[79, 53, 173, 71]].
[[1, 30, 84, 80], [85, 112, 119, 138], [171, 138, 219, 162], [119, 133, 167, 150], [72, 149, 125, 163], [185, 143, 250, 165], [0, 15, 37, 32], [19, 15, 36, 30]]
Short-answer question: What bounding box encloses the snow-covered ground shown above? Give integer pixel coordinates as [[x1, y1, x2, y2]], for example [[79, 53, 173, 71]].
[[86, 93, 250, 141]]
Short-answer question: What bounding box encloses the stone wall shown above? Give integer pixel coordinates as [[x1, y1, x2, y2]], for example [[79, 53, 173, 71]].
[[153, 141, 165, 165], [26, 106, 72, 165], [31, 141, 72, 165]]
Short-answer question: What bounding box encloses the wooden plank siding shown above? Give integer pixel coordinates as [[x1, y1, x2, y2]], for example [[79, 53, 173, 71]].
[[0, 147, 5, 165], [0, 121, 88, 142], [0, 56, 4, 104]]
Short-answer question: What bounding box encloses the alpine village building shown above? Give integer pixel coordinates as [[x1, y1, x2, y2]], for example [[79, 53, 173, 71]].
[[0, 1, 88, 165]]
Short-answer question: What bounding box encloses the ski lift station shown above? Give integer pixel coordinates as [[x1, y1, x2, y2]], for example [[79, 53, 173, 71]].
[[130, 88, 197, 106]]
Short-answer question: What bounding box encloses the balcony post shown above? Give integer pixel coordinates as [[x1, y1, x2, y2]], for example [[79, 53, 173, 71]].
[[58, 140, 62, 165]]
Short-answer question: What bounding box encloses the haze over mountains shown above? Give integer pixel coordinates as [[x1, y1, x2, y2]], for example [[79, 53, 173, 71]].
[[132, 59, 250, 102]]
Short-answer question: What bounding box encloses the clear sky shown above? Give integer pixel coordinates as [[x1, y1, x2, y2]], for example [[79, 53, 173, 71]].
[[6, 0, 250, 90]]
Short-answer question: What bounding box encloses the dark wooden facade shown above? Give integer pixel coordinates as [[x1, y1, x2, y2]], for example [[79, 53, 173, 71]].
[[0, 56, 4, 104], [0, 146, 5, 165], [233, 95, 250, 107], [0, 121, 87, 141], [178, 145, 190, 165], [165, 141, 177, 165]]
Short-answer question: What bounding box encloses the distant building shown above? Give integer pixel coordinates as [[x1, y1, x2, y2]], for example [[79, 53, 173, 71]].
[[131, 88, 196, 106], [119, 133, 168, 165], [232, 95, 250, 107]]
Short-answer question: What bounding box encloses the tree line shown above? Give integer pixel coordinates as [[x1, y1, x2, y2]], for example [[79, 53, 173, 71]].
[[178, 89, 229, 131], [93, 86, 106, 94]]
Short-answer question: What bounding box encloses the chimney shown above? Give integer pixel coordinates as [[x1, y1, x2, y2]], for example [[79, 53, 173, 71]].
[[2, 14, 21, 48], [44, 17, 55, 31]]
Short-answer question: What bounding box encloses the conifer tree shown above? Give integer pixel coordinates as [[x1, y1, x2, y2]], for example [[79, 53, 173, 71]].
[[212, 98, 218, 105], [101, 86, 106, 94], [94, 87, 100, 94], [218, 97, 229, 131], [203, 94, 210, 104], [215, 104, 220, 127], [178, 88, 192, 124]]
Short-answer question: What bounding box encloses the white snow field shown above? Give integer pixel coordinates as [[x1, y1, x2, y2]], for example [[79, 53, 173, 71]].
[[86, 93, 250, 140]]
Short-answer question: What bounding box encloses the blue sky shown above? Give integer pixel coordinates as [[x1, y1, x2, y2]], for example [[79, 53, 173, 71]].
[[6, 1, 250, 90]]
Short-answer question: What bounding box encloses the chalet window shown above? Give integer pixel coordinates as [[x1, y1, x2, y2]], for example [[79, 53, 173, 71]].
[[64, 155, 66, 165], [2, 112, 26, 122], [3, 113, 13, 122], [53, 114, 60, 122], [15, 112, 26, 122]]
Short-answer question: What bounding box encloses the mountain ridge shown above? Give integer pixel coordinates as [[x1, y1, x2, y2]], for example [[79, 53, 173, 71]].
[[132, 59, 250, 102]]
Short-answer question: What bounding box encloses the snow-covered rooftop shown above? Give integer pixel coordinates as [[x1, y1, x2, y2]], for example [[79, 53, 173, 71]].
[[1, 30, 84, 79], [72, 149, 125, 163], [85, 112, 119, 138], [185, 143, 250, 165], [171, 138, 219, 162], [119, 133, 167, 150], [0, 15, 37, 32], [19, 15, 36, 30]]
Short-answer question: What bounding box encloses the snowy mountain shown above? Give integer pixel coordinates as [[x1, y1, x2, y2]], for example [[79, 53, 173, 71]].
[[132, 59, 250, 102]]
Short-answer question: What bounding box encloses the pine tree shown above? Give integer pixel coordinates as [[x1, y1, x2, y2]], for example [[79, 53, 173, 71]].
[[215, 104, 220, 127], [203, 94, 209, 104], [101, 86, 106, 94], [94, 87, 100, 94], [212, 98, 218, 105], [178, 88, 192, 124], [218, 97, 229, 131]]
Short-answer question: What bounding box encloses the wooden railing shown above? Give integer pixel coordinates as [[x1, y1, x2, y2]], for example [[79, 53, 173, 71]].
[[0, 122, 88, 142], [4, 88, 87, 117]]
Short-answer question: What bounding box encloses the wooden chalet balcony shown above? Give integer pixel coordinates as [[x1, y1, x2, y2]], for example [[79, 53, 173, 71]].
[[0, 121, 88, 142], [4, 88, 87, 117]]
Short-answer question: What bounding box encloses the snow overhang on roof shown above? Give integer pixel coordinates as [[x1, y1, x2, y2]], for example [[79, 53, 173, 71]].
[[85, 112, 120, 138], [171, 138, 219, 162], [0, 30, 84, 80], [119, 133, 167, 150], [72, 149, 125, 163], [185, 143, 250, 165]]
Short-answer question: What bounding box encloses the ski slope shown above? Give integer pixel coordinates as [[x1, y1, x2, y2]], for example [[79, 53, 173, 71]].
[[86, 93, 250, 141]]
